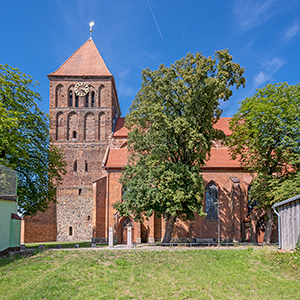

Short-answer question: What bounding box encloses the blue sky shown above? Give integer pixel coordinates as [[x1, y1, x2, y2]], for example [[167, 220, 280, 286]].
[[1, 0, 300, 117]]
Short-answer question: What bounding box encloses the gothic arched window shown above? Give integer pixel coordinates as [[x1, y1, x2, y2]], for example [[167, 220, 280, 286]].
[[75, 95, 79, 107], [69, 90, 73, 107], [91, 91, 95, 107], [205, 182, 218, 220]]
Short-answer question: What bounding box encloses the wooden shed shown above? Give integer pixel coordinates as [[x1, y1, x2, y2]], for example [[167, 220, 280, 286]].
[[272, 194, 300, 250]]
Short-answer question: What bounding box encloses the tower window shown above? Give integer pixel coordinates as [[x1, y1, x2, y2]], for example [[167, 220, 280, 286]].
[[74, 161, 77, 172], [69, 90, 73, 107], [79, 188, 82, 195], [86, 94, 89, 107], [85, 161, 88, 172], [73, 131, 77, 139], [91, 92, 95, 107], [87, 215, 90, 221], [69, 226, 73, 236], [75, 95, 79, 107]]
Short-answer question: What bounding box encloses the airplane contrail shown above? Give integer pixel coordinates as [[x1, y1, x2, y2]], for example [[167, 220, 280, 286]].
[[146, 0, 163, 39]]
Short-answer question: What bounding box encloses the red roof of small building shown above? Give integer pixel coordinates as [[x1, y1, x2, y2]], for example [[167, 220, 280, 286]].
[[48, 39, 112, 77], [105, 148, 128, 168], [113, 117, 129, 137]]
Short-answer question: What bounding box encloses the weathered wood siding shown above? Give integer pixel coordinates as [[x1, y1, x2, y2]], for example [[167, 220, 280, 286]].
[[279, 199, 300, 250]]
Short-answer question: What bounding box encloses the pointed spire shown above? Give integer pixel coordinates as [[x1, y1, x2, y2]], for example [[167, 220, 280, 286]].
[[48, 39, 112, 77]]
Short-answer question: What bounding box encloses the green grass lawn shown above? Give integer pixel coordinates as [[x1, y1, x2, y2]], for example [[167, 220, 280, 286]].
[[23, 240, 106, 249], [1, 247, 300, 299]]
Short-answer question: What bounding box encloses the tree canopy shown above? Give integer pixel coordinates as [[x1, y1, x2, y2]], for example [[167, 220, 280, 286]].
[[0, 64, 66, 216], [228, 82, 300, 242], [114, 50, 246, 243]]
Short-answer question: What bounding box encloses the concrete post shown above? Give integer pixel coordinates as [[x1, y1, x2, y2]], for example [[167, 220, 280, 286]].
[[127, 227, 132, 248], [109, 227, 113, 248]]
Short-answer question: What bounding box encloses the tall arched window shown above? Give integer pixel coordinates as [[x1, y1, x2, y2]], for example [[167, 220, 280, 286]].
[[205, 182, 218, 219], [91, 91, 95, 107], [75, 95, 79, 107], [69, 90, 73, 107]]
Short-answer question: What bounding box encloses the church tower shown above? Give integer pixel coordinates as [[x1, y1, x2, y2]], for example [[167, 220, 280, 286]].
[[48, 38, 120, 241]]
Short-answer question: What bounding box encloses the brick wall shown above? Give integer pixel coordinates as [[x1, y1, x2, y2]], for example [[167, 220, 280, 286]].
[[21, 201, 57, 243], [103, 169, 253, 243], [93, 177, 107, 239]]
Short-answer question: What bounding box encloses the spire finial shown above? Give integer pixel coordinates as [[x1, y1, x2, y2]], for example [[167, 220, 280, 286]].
[[89, 22, 94, 39]]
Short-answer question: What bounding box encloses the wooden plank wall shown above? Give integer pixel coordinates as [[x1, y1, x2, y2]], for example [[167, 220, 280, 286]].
[[279, 199, 300, 250]]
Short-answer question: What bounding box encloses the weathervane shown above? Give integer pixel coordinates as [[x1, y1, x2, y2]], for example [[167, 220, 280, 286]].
[[89, 22, 94, 39]]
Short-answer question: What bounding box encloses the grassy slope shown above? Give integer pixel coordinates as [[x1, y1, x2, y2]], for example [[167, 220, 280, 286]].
[[0, 248, 300, 299]]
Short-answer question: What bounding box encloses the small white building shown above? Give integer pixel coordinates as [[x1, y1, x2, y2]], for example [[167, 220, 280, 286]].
[[0, 165, 21, 256], [273, 194, 300, 250]]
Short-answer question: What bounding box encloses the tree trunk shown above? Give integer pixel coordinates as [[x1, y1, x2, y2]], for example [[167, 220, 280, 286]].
[[263, 207, 274, 244], [162, 215, 176, 243]]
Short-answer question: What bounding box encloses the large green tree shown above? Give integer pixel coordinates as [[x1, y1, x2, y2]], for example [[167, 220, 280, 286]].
[[229, 82, 300, 243], [0, 64, 66, 216], [114, 50, 246, 243]]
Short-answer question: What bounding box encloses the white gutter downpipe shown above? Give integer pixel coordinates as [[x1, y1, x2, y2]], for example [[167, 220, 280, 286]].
[[273, 206, 281, 249]]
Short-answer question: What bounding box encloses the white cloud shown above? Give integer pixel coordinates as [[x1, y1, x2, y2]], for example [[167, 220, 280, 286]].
[[254, 72, 268, 86], [283, 20, 299, 42], [253, 58, 284, 87], [234, 0, 277, 29]]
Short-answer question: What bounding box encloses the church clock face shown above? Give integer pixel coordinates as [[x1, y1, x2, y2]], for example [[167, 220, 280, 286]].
[[74, 82, 89, 96]]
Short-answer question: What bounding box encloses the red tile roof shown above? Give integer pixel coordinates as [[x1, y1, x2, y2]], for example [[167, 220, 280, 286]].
[[105, 148, 128, 168], [113, 117, 129, 137], [104, 147, 241, 169], [48, 39, 112, 77], [112, 117, 232, 137], [213, 117, 232, 136], [204, 149, 241, 169]]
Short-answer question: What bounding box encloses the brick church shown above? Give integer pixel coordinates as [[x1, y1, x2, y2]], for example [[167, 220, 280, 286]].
[[21, 38, 260, 244]]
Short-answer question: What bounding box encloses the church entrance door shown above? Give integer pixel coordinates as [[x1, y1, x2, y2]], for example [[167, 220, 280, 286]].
[[121, 217, 134, 244]]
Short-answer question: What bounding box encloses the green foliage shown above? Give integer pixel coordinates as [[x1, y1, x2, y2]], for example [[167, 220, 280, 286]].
[[229, 83, 300, 207], [115, 50, 245, 226], [0, 64, 66, 215]]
